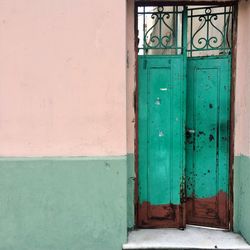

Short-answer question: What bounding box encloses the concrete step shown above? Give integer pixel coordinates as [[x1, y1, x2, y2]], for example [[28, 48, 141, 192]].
[[123, 225, 250, 250]]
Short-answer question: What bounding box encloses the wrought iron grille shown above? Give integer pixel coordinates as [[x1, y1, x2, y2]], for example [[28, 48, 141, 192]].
[[137, 6, 183, 55], [137, 5, 234, 57], [187, 6, 233, 57]]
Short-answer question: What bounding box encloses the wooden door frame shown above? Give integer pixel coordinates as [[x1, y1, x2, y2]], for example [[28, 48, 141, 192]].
[[133, 0, 238, 231]]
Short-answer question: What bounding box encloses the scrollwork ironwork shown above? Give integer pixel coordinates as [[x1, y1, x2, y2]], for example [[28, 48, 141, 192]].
[[137, 5, 233, 55], [189, 7, 232, 53], [143, 7, 176, 50]]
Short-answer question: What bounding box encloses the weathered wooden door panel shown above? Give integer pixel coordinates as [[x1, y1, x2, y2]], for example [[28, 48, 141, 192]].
[[186, 56, 231, 228], [138, 56, 185, 228]]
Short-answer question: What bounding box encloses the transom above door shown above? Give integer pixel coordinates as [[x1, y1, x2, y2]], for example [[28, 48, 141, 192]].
[[136, 4, 234, 229]]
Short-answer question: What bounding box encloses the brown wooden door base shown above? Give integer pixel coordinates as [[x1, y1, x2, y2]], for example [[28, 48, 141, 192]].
[[186, 192, 229, 229], [137, 202, 185, 228]]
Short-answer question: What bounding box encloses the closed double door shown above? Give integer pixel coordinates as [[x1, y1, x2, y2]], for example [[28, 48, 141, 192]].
[[138, 55, 231, 229]]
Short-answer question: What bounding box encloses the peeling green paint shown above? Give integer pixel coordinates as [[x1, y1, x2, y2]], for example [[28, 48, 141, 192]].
[[0, 157, 127, 250], [138, 56, 185, 206], [234, 155, 250, 244], [186, 56, 231, 199]]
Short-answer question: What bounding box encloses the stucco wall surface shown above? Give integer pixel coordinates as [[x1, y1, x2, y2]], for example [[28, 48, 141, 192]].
[[234, 0, 250, 157], [126, 0, 136, 230], [0, 157, 127, 250], [126, 0, 136, 155], [234, 156, 250, 242], [0, 1, 128, 250], [234, 0, 250, 243], [0, 0, 126, 157]]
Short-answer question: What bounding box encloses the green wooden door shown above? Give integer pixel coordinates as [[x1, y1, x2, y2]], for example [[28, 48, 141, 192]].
[[138, 55, 185, 228], [136, 4, 233, 230], [186, 56, 231, 228]]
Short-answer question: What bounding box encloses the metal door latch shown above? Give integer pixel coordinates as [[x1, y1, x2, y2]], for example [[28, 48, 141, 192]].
[[187, 129, 195, 134]]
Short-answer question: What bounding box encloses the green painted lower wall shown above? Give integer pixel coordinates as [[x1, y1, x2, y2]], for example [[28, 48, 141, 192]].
[[5, 153, 249, 249], [0, 157, 127, 250], [127, 154, 135, 230], [234, 155, 250, 243]]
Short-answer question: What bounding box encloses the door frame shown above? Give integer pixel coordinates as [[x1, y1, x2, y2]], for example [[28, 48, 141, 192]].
[[133, 0, 238, 230]]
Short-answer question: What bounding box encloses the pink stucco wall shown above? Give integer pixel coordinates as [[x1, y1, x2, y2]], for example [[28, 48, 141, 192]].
[[0, 0, 126, 156], [126, 0, 136, 154], [234, 0, 250, 157], [0, 0, 248, 158]]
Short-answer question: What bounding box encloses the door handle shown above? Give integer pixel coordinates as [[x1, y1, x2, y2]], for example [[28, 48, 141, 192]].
[[187, 129, 195, 134], [186, 129, 195, 140]]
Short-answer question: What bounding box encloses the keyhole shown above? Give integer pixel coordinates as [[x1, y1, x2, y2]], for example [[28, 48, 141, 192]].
[[155, 97, 161, 105]]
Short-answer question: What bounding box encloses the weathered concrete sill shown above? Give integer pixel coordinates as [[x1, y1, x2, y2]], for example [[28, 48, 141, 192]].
[[123, 225, 250, 250]]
